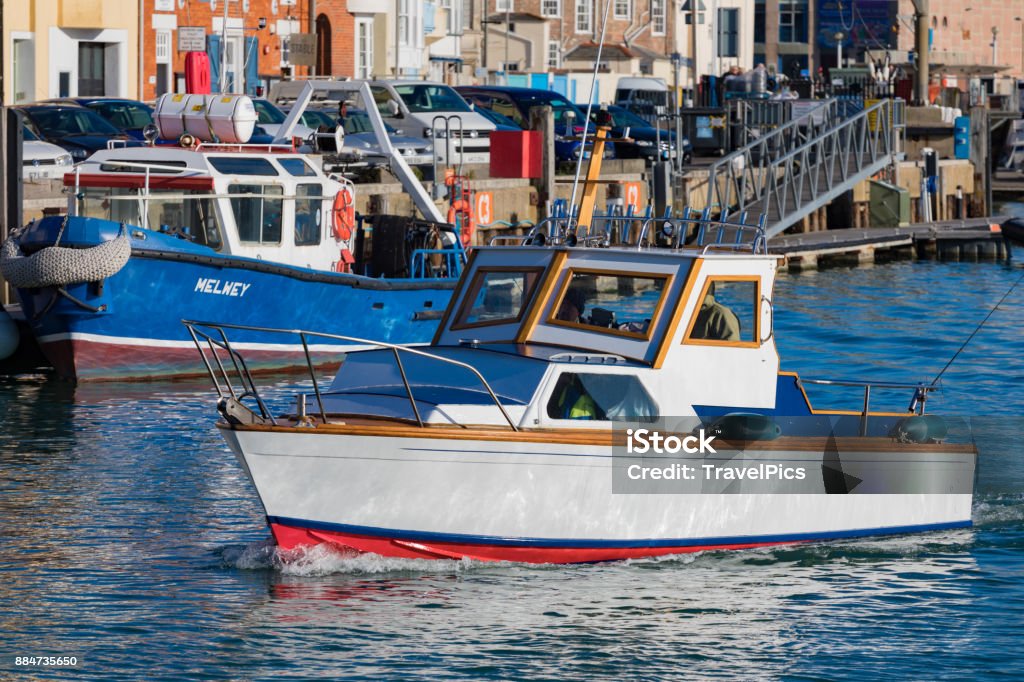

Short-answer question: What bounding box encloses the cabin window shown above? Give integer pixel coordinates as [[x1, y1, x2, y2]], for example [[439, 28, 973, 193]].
[[209, 157, 279, 176], [546, 372, 657, 421], [548, 269, 669, 339], [230, 184, 283, 244], [99, 160, 187, 174], [294, 183, 322, 246], [451, 267, 544, 330], [278, 158, 318, 177], [76, 187, 223, 250], [684, 277, 759, 345]]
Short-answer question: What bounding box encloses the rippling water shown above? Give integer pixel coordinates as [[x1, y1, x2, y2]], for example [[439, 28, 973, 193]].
[[2, 260, 1023, 680]]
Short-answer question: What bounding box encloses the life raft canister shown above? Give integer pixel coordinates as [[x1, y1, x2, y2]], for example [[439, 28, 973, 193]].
[[447, 198, 475, 249], [332, 187, 355, 241]]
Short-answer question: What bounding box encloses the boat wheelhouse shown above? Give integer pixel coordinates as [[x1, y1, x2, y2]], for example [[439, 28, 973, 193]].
[[191, 219, 976, 564]]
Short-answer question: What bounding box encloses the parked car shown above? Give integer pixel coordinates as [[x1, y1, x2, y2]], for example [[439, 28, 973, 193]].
[[251, 98, 315, 141], [44, 97, 155, 141], [455, 86, 614, 163], [21, 125, 74, 181], [475, 106, 523, 132], [369, 81, 495, 165], [16, 103, 141, 162], [579, 104, 692, 164]]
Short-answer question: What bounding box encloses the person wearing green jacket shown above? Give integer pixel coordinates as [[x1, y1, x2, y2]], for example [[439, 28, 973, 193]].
[[690, 290, 741, 341]]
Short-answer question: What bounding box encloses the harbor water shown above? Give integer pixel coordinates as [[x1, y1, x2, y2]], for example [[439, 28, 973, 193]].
[[2, 259, 1023, 679]]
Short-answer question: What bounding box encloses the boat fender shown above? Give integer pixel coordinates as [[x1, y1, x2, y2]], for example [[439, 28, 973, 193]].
[[0, 226, 131, 289], [447, 199, 475, 249], [332, 187, 355, 241], [704, 413, 782, 441], [891, 415, 948, 443]]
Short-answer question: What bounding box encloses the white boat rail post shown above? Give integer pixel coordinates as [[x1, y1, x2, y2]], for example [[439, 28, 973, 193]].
[[298, 331, 328, 422], [431, 115, 451, 200], [183, 321, 276, 424]]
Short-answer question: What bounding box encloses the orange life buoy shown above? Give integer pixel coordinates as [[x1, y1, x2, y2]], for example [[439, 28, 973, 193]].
[[447, 199, 475, 249], [332, 187, 355, 241]]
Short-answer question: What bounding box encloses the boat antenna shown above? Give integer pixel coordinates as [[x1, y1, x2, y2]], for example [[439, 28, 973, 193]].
[[931, 266, 1024, 386], [567, 0, 613, 227]]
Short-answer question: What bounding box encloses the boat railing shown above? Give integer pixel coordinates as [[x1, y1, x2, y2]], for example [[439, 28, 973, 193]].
[[183, 320, 519, 431], [502, 208, 768, 254], [410, 247, 465, 279], [797, 377, 940, 435]]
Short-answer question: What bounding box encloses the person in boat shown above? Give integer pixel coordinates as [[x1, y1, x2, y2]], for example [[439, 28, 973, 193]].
[[691, 285, 741, 341], [556, 286, 588, 323], [551, 374, 600, 420]]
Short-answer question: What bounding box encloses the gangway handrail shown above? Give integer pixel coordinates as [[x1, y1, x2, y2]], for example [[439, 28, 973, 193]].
[[183, 320, 519, 432]]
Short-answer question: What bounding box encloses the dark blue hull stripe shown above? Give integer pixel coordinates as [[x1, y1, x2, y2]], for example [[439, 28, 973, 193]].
[[267, 516, 973, 549]]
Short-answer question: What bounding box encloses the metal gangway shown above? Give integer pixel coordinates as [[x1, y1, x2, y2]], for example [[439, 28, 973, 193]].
[[704, 98, 905, 238]]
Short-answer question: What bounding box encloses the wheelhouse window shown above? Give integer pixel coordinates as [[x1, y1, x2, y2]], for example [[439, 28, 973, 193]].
[[76, 187, 223, 250], [452, 268, 543, 330], [208, 157, 279, 176], [294, 183, 323, 246], [278, 158, 318, 177], [546, 373, 657, 421], [229, 184, 283, 244], [548, 269, 670, 339], [684, 277, 759, 345]]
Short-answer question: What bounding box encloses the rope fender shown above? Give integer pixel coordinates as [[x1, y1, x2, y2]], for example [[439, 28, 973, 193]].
[[0, 226, 131, 289]]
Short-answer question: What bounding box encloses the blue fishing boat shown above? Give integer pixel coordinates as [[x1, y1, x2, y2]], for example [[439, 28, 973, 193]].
[[1, 85, 464, 381]]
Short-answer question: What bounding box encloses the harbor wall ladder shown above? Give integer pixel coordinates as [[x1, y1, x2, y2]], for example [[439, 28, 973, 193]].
[[704, 98, 906, 238]]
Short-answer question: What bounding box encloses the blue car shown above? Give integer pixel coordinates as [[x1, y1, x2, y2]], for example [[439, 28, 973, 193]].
[[44, 97, 155, 141], [17, 103, 142, 162], [475, 106, 523, 132], [456, 86, 614, 162], [579, 104, 692, 164]]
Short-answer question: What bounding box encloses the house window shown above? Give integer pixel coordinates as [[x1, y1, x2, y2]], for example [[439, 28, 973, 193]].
[[614, 0, 630, 19], [155, 30, 172, 96], [399, 0, 411, 45], [463, 0, 473, 29], [496, 0, 513, 11], [779, 0, 808, 43], [356, 17, 374, 79], [541, 0, 560, 17], [718, 8, 738, 57], [448, 0, 464, 36], [651, 0, 665, 35], [754, 0, 765, 43], [575, 0, 592, 33], [548, 40, 561, 69]]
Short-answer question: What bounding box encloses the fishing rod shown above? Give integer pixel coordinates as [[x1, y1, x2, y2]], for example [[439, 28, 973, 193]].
[[930, 266, 1024, 387]]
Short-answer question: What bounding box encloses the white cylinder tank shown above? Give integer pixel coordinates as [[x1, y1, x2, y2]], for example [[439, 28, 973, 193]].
[[154, 94, 257, 144]]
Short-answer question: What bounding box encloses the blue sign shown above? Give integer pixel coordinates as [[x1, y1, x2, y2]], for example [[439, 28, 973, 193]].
[[818, 0, 896, 50]]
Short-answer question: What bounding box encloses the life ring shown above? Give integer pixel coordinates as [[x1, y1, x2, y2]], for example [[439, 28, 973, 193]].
[[332, 187, 355, 241], [447, 199, 475, 249]]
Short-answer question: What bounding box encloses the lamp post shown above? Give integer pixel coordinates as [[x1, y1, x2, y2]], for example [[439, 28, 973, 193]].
[[992, 26, 999, 66], [834, 30, 845, 69]]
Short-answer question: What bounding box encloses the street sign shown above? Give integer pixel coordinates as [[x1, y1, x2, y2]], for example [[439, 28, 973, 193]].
[[178, 27, 206, 52], [289, 33, 316, 66]]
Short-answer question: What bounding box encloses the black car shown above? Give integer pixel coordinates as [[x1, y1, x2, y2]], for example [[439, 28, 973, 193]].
[[43, 97, 155, 141], [17, 103, 141, 161], [580, 104, 692, 164]]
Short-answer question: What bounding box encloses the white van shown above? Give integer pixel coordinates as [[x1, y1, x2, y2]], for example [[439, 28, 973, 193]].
[[614, 77, 672, 123], [369, 80, 496, 166]]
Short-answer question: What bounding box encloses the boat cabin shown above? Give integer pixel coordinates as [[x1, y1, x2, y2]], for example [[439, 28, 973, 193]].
[[320, 244, 783, 428]]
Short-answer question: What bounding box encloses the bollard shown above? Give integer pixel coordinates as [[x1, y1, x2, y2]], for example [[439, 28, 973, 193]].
[[955, 185, 964, 219]]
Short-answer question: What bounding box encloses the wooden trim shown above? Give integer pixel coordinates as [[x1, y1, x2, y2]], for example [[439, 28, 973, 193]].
[[449, 266, 546, 332], [543, 267, 673, 341], [221, 421, 977, 455], [652, 258, 702, 368], [431, 248, 480, 344], [681, 274, 762, 348], [516, 250, 568, 343]]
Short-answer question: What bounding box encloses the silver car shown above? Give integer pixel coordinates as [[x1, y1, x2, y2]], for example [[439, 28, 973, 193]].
[[294, 107, 433, 168]]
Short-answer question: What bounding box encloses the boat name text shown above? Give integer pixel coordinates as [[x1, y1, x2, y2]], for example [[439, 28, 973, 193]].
[[194, 278, 252, 297]]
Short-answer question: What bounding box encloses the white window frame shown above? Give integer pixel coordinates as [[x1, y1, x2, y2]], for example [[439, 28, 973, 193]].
[[155, 30, 171, 64], [496, 0, 513, 11], [575, 0, 592, 33], [614, 0, 630, 20], [448, 0, 464, 36], [547, 40, 561, 69], [356, 17, 374, 79], [651, 0, 665, 35], [541, 0, 560, 18]]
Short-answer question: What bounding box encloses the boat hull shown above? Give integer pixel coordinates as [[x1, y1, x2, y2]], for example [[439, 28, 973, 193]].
[[222, 426, 976, 564], [12, 221, 455, 381]]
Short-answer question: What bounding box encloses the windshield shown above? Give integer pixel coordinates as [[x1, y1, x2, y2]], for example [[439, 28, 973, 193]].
[[480, 108, 522, 129], [393, 84, 472, 113], [25, 107, 121, 136], [301, 110, 337, 128], [609, 107, 651, 129], [76, 187, 223, 249], [253, 100, 286, 124], [342, 111, 399, 135], [87, 101, 153, 130], [516, 94, 584, 125], [22, 125, 40, 141]]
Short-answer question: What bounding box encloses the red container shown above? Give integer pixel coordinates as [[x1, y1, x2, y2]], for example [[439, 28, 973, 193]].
[[489, 130, 542, 178], [184, 52, 212, 94]]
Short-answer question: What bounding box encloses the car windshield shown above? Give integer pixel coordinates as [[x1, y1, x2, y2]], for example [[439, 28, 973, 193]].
[[342, 110, 399, 135], [87, 101, 153, 130], [480, 108, 522, 129], [254, 100, 286, 124], [22, 125, 40, 141], [608, 107, 651, 129], [26, 107, 121, 136], [301, 110, 337, 128], [515, 94, 583, 125], [393, 84, 472, 113]]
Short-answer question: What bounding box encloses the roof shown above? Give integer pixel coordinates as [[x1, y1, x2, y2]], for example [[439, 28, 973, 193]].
[[484, 11, 547, 22]]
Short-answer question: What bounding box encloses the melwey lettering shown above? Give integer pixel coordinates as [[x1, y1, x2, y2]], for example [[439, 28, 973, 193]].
[[194, 278, 252, 297]]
